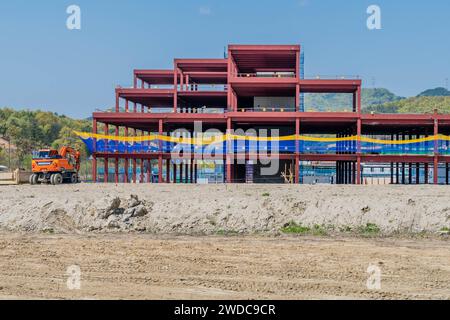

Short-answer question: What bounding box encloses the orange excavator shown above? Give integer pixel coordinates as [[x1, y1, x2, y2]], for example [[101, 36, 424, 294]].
[[30, 146, 81, 185]]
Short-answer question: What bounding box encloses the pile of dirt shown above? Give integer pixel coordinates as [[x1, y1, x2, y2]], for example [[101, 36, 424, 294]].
[[0, 184, 449, 235]]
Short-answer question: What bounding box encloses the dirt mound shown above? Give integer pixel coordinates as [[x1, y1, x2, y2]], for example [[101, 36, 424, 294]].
[[0, 184, 449, 235]]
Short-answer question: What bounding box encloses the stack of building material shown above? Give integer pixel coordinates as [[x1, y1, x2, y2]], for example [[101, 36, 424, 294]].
[[0, 169, 31, 185]]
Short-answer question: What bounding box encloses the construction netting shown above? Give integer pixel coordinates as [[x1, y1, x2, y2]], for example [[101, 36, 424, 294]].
[[75, 132, 450, 155]]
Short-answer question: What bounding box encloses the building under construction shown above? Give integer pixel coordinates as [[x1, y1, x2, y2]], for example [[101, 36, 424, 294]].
[[79, 44, 450, 185]]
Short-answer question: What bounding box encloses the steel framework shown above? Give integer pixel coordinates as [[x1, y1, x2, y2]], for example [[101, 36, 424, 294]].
[[88, 44, 450, 185]]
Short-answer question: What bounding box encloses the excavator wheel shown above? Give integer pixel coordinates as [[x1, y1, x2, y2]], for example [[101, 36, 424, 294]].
[[51, 173, 63, 185], [29, 173, 39, 185], [70, 173, 78, 184]]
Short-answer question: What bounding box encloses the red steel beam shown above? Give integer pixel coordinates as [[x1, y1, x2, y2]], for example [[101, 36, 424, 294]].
[[362, 155, 435, 163]]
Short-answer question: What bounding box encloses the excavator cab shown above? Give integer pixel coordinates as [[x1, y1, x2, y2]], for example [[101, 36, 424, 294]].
[[34, 149, 61, 159], [30, 146, 81, 185]]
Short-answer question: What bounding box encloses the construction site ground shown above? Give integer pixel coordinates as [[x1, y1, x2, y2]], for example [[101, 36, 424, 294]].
[[0, 233, 449, 300], [0, 184, 449, 299]]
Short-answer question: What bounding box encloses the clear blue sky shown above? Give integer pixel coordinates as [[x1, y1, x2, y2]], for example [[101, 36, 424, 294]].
[[1, 0, 449, 118]]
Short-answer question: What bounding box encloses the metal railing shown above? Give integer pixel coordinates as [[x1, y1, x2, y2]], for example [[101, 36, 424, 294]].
[[176, 107, 226, 114], [148, 85, 175, 90], [236, 72, 296, 78], [237, 107, 296, 112], [304, 75, 360, 80], [179, 84, 227, 92]]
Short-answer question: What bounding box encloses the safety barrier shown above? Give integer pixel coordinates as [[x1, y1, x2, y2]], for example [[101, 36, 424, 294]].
[[75, 132, 450, 156]]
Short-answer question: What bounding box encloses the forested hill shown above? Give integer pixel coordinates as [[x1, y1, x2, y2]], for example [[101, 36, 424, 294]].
[[363, 96, 450, 114], [0, 108, 91, 166], [417, 87, 450, 97], [305, 87, 450, 114], [304, 88, 403, 112]]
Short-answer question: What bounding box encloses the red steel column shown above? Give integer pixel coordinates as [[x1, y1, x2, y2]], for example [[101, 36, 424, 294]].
[[115, 158, 119, 184], [132, 128, 137, 183], [132, 158, 137, 183], [295, 117, 300, 184], [295, 47, 300, 111], [226, 117, 232, 183], [147, 131, 151, 183], [401, 134, 406, 184], [104, 123, 109, 183], [356, 86, 362, 113], [190, 159, 193, 184], [434, 118, 439, 185], [92, 119, 97, 183], [173, 68, 178, 112], [227, 51, 232, 112], [115, 125, 119, 184], [166, 159, 171, 183], [356, 118, 362, 185], [158, 119, 163, 183], [180, 69, 184, 91], [146, 154, 151, 183], [140, 131, 144, 183], [124, 126, 129, 183]]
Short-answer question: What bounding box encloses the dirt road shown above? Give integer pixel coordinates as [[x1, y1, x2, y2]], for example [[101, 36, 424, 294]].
[[0, 232, 448, 300]]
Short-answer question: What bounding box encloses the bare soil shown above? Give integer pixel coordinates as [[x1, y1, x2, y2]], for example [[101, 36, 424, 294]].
[[0, 233, 448, 300]]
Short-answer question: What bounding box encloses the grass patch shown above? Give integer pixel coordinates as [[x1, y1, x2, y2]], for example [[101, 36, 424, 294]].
[[280, 221, 311, 234], [358, 223, 381, 235], [439, 227, 450, 234], [262, 192, 270, 197], [281, 222, 328, 236]]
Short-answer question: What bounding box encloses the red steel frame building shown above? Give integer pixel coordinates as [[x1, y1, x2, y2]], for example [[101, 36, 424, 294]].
[[92, 44, 450, 185]]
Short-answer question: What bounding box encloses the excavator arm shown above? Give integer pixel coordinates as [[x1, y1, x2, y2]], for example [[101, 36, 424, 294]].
[[59, 146, 81, 172]]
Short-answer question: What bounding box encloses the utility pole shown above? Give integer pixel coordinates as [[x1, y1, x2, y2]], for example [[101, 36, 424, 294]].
[[445, 78, 448, 91]]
